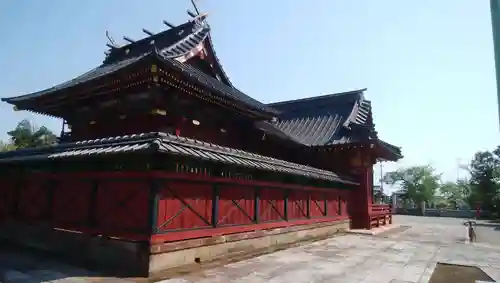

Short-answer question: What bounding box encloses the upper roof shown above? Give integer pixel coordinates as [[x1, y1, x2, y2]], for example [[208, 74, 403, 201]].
[[1, 15, 278, 117]]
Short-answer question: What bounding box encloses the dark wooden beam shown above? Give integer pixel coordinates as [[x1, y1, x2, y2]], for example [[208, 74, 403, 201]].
[[123, 36, 135, 44], [163, 20, 175, 28], [142, 28, 154, 36]]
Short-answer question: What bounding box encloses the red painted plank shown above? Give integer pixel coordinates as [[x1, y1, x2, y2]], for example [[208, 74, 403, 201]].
[[326, 192, 340, 216], [52, 227, 150, 241], [218, 186, 255, 226], [156, 182, 213, 231], [259, 188, 285, 222], [288, 190, 309, 219], [96, 180, 149, 232], [150, 216, 349, 244], [18, 179, 48, 222], [52, 180, 92, 227], [340, 197, 348, 216], [0, 179, 14, 221], [310, 191, 326, 217], [8, 170, 356, 242], [33, 171, 356, 192]]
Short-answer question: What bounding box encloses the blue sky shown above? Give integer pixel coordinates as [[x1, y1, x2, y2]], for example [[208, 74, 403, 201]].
[[0, 1, 499, 192]]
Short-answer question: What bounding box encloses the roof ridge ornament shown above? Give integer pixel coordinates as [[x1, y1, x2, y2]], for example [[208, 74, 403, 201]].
[[190, 0, 202, 15], [105, 30, 119, 48], [188, 0, 209, 29]]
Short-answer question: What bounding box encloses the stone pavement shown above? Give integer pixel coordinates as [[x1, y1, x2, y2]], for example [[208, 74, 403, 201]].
[[2, 215, 500, 282]]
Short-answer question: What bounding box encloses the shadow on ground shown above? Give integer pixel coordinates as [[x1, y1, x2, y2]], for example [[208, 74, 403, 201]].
[[0, 240, 146, 283], [474, 222, 500, 231]]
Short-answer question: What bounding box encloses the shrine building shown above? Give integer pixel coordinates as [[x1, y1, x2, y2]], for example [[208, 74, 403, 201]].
[[0, 12, 402, 277]]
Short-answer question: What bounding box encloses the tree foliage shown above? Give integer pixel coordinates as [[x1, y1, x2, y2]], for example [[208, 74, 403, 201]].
[[384, 165, 440, 205], [438, 180, 469, 209], [7, 119, 56, 149], [386, 146, 500, 216], [0, 140, 16, 152], [466, 146, 500, 213]]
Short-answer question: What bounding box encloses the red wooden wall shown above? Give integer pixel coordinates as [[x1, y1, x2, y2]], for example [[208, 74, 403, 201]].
[[0, 171, 352, 244], [153, 177, 350, 243], [0, 172, 152, 240]]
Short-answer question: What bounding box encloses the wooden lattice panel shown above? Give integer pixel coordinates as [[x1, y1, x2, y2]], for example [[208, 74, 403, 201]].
[[157, 182, 213, 231], [217, 186, 255, 226]]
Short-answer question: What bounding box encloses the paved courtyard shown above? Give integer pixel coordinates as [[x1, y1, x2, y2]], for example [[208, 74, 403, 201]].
[[2, 215, 500, 282]]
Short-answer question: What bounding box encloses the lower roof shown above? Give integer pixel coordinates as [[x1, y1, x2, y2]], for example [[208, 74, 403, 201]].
[[258, 90, 403, 161], [264, 89, 372, 146], [0, 132, 358, 185]]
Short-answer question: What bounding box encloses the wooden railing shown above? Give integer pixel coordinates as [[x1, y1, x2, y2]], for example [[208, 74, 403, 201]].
[[369, 204, 392, 228], [371, 204, 391, 215]]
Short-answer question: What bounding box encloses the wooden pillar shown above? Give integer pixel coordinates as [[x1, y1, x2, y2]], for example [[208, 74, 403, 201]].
[[283, 189, 289, 221], [212, 184, 220, 228], [254, 187, 260, 223], [349, 149, 374, 229], [148, 179, 161, 235]]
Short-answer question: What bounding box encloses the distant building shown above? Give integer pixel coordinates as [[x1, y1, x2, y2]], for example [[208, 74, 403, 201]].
[[373, 185, 391, 204], [391, 191, 410, 209]]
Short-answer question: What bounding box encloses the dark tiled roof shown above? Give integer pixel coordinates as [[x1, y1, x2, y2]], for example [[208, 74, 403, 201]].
[[2, 54, 150, 103], [0, 132, 357, 185], [164, 53, 277, 115], [205, 35, 233, 87], [376, 139, 403, 160], [2, 19, 277, 116], [1, 21, 210, 104], [103, 20, 207, 64], [261, 89, 373, 146], [258, 89, 403, 160]]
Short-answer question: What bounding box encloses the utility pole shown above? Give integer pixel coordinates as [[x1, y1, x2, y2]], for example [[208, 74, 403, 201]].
[[490, 0, 500, 129], [379, 163, 384, 191], [379, 162, 384, 203]]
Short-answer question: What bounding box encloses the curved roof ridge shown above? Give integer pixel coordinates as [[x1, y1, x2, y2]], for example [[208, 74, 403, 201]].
[[205, 33, 234, 88], [2, 53, 153, 103], [266, 88, 366, 108], [161, 26, 210, 59], [103, 18, 201, 65]]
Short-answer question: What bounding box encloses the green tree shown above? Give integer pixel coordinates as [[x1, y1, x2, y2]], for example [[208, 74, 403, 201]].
[[384, 165, 440, 214], [7, 119, 57, 149], [467, 147, 500, 214], [439, 180, 470, 209], [0, 140, 16, 152]]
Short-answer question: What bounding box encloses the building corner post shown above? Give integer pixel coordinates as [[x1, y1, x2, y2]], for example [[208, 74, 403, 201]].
[[148, 178, 161, 237], [349, 149, 374, 229]]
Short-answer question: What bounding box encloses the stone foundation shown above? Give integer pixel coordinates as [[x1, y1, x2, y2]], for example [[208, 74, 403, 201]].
[[0, 219, 349, 277], [149, 219, 350, 275], [0, 222, 149, 276]]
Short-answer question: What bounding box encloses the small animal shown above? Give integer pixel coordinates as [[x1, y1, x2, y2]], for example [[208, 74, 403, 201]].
[[464, 221, 477, 242]]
